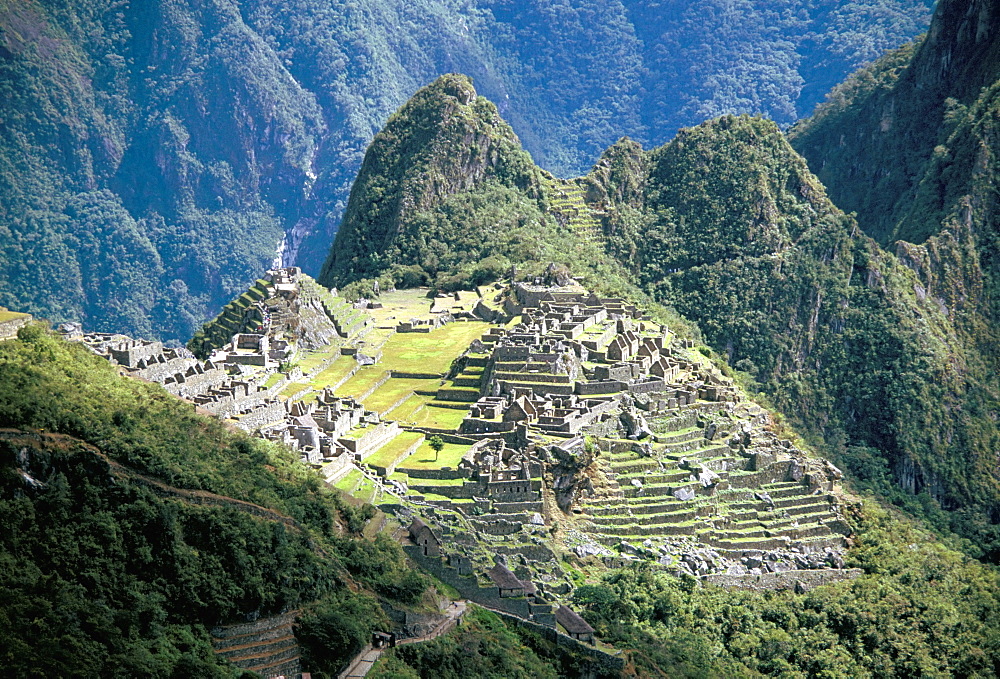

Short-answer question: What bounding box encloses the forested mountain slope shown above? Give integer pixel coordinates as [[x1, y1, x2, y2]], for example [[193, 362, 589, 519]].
[[0, 324, 432, 676], [0, 0, 931, 340], [324, 68, 1000, 560], [788, 0, 1000, 552]]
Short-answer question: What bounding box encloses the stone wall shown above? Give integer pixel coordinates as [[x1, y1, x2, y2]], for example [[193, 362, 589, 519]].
[[576, 380, 627, 395], [628, 379, 667, 394], [235, 400, 287, 432], [703, 568, 863, 591], [0, 314, 31, 340], [485, 608, 626, 677], [403, 547, 531, 619]]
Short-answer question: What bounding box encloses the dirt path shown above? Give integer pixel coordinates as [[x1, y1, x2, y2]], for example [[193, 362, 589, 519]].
[[1, 428, 301, 530]]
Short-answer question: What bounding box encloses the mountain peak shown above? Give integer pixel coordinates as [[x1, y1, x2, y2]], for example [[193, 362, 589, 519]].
[[318, 74, 540, 288]]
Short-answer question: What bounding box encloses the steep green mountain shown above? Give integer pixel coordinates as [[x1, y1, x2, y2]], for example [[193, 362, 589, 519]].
[[0, 324, 430, 676], [786, 0, 1000, 550], [789, 0, 1000, 243], [600, 114, 1000, 558], [304, 76, 1000, 676], [322, 68, 1000, 561], [0, 0, 932, 341]]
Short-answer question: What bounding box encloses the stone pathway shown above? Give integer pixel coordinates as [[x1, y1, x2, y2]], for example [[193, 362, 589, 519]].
[[339, 601, 468, 678]]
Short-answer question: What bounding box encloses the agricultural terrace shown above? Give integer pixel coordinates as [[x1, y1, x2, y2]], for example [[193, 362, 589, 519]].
[[378, 320, 489, 374], [398, 440, 471, 470]]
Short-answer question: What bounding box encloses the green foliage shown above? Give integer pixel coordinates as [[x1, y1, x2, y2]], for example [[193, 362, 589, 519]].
[[572, 505, 1000, 677], [0, 0, 932, 338], [297, 589, 389, 677], [337, 534, 432, 604], [581, 113, 1000, 561], [370, 607, 561, 679], [0, 329, 431, 674]]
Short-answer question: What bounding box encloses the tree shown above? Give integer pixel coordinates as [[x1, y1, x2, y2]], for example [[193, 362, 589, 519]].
[[428, 436, 445, 461]]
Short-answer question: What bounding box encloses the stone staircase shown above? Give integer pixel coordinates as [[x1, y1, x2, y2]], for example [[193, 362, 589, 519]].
[[211, 611, 301, 678]]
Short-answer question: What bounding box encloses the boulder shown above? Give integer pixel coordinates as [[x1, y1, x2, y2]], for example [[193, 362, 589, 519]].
[[673, 486, 696, 501], [788, 458, 804, 482]]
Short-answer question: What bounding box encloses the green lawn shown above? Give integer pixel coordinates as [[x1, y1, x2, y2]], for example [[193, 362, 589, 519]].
[[280, 381, 310, 399], [354, 477, 379, 503], [398, 440, 471, 470], [335, 367, 389, 398], [298, 345, 343, 373], [310, 356, 357, 390], [333, 468, 362, 492], [365, 431, 425, 469], [407, 477, 466, 487], [411, 404, 471, 430], [378, 321, 489, 374], [384, 394, 434, 423], [0, 310, 27, 323], [363, 378, 439, 414], [388, 471, 410, 484], [263, 372, 285, 388], [341, 423, 375, 440]]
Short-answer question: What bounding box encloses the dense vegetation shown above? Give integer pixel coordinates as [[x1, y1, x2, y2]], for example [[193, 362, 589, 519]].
[[0, 0, 931, 339], [368, 606, 619, 679], [597, 114, 1000, 561], [0, 324, 430, 676], [572, 505, 1000, 677]]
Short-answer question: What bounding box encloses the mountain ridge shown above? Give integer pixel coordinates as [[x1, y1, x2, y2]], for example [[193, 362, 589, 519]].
[[322, 65, 1000, 559], [0, 0, 933, 340]]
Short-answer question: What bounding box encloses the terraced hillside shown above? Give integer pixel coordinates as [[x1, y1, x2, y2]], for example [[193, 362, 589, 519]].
[[543, 176, 605, 247], [211, 613, 301, 679], [188, 272, 369, 358], [580, 404, 850, 572]]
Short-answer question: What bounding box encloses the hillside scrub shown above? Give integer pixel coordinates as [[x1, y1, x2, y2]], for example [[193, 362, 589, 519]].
[[0, 325, 431, 676]]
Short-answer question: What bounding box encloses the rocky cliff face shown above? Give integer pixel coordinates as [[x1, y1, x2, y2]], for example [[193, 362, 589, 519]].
[[787, 0, 1000, 555], [788, 0, 1000, 244]]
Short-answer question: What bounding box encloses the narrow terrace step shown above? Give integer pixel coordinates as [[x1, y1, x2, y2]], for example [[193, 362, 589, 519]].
[[218, 635, 296, 660], [758, 482, 811, 498], [609, 460, 661, 475], [615, 470, 693, 485], [771, 493, 833, 509]]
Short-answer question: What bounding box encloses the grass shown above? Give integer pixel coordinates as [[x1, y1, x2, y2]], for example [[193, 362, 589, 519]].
[[310, 356, 357, 390], [354, 477, 379, 503], [410, 404, 471, 430], [298, 344, 343, 373], [263, 372, 285, 388], [407, 477, 466, 487], [365, 431, 425, 469], [398, 440, 471, 470], [0, 310, 28, 323], [335, 367, 389, 398], [341, 423, 375, 440], [378, 321, 489, 374], [366, 289, 436, 327], [280, 381, 311, 399], [384, 394, 434, 423], [333, 468, 362, 492], [416, 492, 452, 503], [363, 378, 440, 414]]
